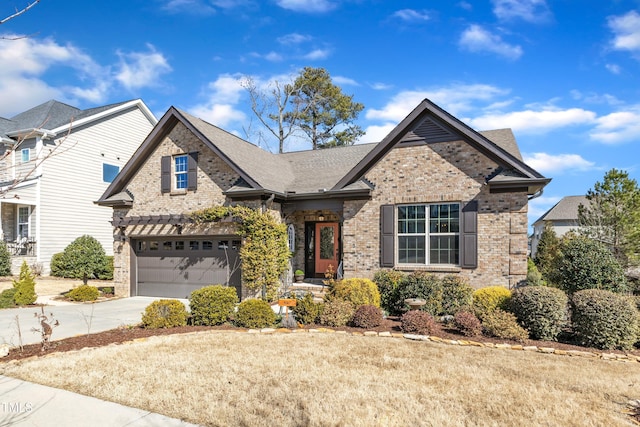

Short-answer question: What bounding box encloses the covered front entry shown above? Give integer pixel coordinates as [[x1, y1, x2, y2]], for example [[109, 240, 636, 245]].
[[133, 236, 241, 299], [305, 222, 340, 278]]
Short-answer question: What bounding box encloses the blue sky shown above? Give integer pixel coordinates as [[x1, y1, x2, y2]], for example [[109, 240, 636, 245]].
[[1, 0, 640, 228]]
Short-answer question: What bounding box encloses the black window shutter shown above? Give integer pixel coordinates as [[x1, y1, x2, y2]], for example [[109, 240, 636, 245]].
[[461, 200, 478, 269], [160, 156, 171, 193], [187, 152, 198, 191], [380, 204, 395, 267]]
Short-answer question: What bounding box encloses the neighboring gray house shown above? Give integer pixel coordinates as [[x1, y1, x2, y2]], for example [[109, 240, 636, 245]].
[[530, 195, 587, 258], [0, 99, 157, 273]]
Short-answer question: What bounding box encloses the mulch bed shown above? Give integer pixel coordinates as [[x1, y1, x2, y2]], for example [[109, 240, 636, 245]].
[[3, 316, 639, 363]]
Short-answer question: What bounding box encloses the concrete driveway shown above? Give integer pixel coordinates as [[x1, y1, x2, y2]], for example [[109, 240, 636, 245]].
[[0, 297, 188, 348]]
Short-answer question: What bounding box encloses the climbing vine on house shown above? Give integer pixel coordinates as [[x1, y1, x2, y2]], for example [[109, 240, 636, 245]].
[[190, 206, 290, 301]]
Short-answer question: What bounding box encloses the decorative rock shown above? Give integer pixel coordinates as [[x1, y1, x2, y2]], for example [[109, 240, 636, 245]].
[[0, 344, 9, 358], [467, 341, 484, 347], [510, 345, 523, 351], [601, 353, 618, 360], [378, 331, 392, 337], [260, 328, 276, 334], [364, 331, 378, 337], [539, 347, 555, 354], [523, 346, 538, 352], [247, 329, 260, 334], [447, 340, 460, 345], [391, 333, 405, 338], [553, 349, 568, 356], [317, 328, 335, 333], [335, 331, 348, 335], [483, 343, 496, 348], [275, 328, 292, 333], [567, 350, 598, 358], [429, 336, 443, 342], [308, 329, 320, 333], [403, 334, 427, 341], [495, 343, 512, 350]]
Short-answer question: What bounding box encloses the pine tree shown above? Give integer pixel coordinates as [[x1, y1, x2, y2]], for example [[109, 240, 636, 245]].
[[13, 261, 36, 305]]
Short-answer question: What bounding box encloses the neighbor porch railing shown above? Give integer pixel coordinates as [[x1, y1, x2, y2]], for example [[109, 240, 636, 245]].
[[5, 237, 36, 256]]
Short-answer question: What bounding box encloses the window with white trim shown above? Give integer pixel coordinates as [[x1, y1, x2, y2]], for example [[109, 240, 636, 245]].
[[397, 203, 460, 265], [18, 206, 30, 238], [174, 155, 188, 189], [21, 148, 30, 163]]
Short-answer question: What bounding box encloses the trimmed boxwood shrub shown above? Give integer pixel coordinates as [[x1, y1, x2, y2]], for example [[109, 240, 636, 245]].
[[189, 285, 238, 326], [570, 289, 639, 350], [396, 272, 443, 316], [482, 309, 529, 342], [0, 288, 16, 309], [235, 299, 276, 329], [510, 286, 568, 341], [441, 275, 474, 315], [453, 310, 482, 337], [50, 235, 111, 284], [66, 284, 99, 302], [400, 310, 436, 335], [373, 269, 406, 315], [350, 305, 383, 329], [291, 293, 323, 325], [141, 299, 188, 328], [472, 286, 511, 321], [330, 278, 381, 308], [319, 298, 354, 327]]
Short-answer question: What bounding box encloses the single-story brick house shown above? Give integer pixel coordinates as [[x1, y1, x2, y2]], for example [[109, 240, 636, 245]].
[[97, 99, 550, 299]]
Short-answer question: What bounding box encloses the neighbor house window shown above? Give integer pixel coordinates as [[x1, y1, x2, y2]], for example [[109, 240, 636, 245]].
[[174, 155, 188, 189], [21, 149, 30, 163], [18, 206, 29, 238], [397, 203, 459, 265], [102, 163, 120, 183]]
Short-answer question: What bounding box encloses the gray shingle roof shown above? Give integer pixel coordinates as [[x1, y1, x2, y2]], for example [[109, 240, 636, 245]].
[[479, 129, 522, 161], [534, 195, 588, 224], [0, 99, 131, 138]]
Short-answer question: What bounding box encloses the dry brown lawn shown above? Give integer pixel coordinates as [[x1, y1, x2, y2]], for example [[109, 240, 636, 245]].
[[0, 276, 107, 295], [1, 331, 639, 426]]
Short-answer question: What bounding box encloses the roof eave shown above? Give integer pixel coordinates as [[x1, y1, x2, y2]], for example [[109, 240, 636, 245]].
[[487, 178, 551, 196]]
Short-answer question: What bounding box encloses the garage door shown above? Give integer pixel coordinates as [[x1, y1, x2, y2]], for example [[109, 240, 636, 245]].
[[133, 237, 241, 299]]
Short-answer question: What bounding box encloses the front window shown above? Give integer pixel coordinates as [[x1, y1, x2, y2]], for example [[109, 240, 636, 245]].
[[174, 155, 188, 189], [18, 206, 29, 238], [397, 203, 459, 265]]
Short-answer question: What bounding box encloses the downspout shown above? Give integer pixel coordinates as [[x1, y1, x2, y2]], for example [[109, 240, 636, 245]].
[[528, 188, 544, 200]]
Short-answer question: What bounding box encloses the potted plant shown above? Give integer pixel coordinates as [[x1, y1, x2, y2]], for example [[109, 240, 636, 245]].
[[294, 269, 305, 283]]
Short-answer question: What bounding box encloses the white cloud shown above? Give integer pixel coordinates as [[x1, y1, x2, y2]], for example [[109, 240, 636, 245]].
[[492, 0, 551, 23], [371, 82, 393, 90], [0, 35, 108, 115], [392, 9, 430, 22], [606, 63, 622, 74], [361, 123, 396, 144], [608, 10, 640, 53], [333, 76, 359, 86], [523, 152, 595, 174], [264, 51, 284, 62], [459, 24, 523, 60], [189, 74, 246, 128], [115, 44, 172, 90], [468, 108, 596, 133], [277, 33, 312, 45], [162, 0, 217, 14], [366, 84, 508, 121], [276, 0, 336, 13], [590, 109, 640, 144], [303, 48, 331, 60]]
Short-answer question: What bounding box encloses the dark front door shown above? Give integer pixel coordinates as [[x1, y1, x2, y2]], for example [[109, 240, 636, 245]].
[[314, 222, 339, 277]]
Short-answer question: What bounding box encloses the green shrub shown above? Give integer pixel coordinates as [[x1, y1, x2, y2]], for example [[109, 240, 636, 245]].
[[291, 293, 323, 325], [189, 285, 238, 326], [510, 286, 568, 341], [350, 305, 383, 329], [482, 309, 529, 342], [551, 235, 627, 294], [453, 310, 482, 337], [526, 257, 544, 286], [97, 256, 114, 280], [373, 269, 406, 315], [141, 299, 188, 328], [400, 310, 436, 335], [330, 278, 381, 308], [570, 289, 639, 350], [235, 299, 276, 329], [441, 275, 474, 315], [472, 286, 511, 321], [12, 261, 37, 305], [319, 298, 354, 327], [0, 242, 11, 276], [50, 235, 111, 284], [66, 284, 99, 302], [396, 272, 443, 316], [0, 288, 16, 308]]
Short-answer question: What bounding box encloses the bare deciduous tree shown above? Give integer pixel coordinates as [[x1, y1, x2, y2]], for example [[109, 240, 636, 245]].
[[1, 0, 41, 39]]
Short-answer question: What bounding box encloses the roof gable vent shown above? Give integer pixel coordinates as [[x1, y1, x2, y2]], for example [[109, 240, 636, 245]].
[[401, 116, 458, 144]]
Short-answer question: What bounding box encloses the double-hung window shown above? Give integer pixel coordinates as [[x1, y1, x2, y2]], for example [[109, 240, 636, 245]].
[[397, 203, 460, 265], [18, 206, 29, 238], [174, 155, 188, 190], [21, 148, 30, 163]]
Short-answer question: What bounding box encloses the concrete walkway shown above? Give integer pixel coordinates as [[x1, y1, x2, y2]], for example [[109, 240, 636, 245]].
[[0, 375, 200, 426], [0, 297, 188, 348]]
